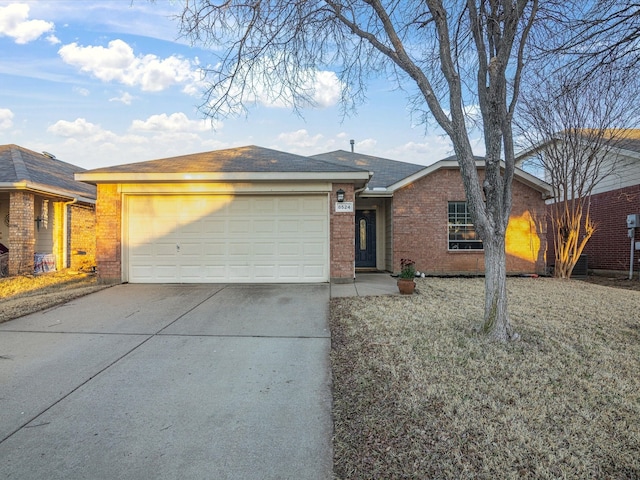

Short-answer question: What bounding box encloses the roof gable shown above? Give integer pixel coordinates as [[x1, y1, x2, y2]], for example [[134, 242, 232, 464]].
[[386, 157, 553, 198], [0, 144, 96, 202]]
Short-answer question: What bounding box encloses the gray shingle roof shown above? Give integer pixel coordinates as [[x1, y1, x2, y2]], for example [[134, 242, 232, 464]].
[[86, 145, 370, 175], [309, 150, 425, 189], [0, 144, 96, 201]]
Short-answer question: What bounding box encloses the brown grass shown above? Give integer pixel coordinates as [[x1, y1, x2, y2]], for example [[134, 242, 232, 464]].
[[331, 277, 640, 479], [0, 270, 109, 323]]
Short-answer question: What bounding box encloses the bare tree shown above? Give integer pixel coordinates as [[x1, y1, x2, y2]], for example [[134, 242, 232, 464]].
[[516, 68, 640, 278], [177, 0, 541, 341], [535, 1, 640, 82]]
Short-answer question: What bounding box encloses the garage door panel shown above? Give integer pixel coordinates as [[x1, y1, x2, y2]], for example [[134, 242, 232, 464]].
[[303, 242, 325, 256], [254, 220, 275, 234], [127, 194, 328, 283], [278, 220, 300, 234], [303, 219, 325, 233], [254, 243, 276, 256], [254, 265, 277, 279], [278, 243, 301, 256]]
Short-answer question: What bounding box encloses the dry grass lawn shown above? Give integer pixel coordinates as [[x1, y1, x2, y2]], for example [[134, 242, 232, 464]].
[[331, 277, 640, 479], [0, 271, 109, 323]]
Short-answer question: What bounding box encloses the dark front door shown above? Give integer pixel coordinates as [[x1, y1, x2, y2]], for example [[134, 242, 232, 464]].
[[355, 210, 376, 268]]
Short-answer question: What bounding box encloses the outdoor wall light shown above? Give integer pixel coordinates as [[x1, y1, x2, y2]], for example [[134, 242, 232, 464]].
[[336, 189, 345, 202]]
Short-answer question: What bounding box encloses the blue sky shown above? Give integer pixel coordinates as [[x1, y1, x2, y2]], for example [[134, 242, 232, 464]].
[[0, 0, 484, 170]]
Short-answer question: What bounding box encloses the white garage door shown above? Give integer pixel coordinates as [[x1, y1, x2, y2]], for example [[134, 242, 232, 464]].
[[126, 194, 328, 283]]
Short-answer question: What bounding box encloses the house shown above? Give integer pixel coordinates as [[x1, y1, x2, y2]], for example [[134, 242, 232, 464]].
[[0, 145, 96, 276], [516, 130, 640, 274], [76, 145, 551, 284], [313, 150, 552, 276]]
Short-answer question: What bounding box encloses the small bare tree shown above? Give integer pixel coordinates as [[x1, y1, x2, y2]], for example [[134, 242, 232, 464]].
[[516, 68, 639, 278]]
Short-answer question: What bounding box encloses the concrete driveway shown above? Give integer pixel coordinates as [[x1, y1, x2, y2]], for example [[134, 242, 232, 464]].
[[0, 284, 332, 480]]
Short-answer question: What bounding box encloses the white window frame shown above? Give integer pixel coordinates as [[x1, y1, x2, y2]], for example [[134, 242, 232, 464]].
[[447, 201, 483, 251]]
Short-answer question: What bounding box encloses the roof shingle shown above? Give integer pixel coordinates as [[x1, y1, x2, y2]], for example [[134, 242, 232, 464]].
[[309, 150, 425, 189], [0, 144, 96, 201]]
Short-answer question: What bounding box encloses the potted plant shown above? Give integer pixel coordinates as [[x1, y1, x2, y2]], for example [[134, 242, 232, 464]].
[[397, 258, 416, 295]]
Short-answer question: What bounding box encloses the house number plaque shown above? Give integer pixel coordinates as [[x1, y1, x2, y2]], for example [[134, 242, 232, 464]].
[[335, 202, 354, 213]]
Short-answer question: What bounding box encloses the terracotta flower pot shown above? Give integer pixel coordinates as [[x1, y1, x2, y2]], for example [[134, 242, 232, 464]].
[[397, 278, 416, 295]]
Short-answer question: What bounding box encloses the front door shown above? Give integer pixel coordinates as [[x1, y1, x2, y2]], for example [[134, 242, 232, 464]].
[[355, 210, 376, 268]]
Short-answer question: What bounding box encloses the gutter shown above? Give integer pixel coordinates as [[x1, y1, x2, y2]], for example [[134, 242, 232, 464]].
[[0, 181, 95, 205]]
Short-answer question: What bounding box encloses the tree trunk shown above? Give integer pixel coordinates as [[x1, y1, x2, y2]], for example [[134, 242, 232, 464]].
[[481, 233, 514, 341]]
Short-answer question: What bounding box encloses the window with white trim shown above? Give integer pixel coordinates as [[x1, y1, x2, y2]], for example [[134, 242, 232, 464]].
[[448, 201, 483, 250]]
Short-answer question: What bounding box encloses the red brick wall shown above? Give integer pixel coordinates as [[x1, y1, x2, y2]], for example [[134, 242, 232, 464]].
[[95, 184, 122, 283], [69, 204, 96, 271], [330, 183, 355, 282], [578, 185, 640, 272], [392, 169, 547, 275], [8, 191, 35, 275]]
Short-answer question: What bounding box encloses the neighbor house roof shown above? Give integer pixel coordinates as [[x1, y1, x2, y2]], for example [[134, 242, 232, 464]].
[[77, 145, 372, 187], [0, 144, 96, 203], [516, 128, 640, 163], [309, 150, 425, 189]]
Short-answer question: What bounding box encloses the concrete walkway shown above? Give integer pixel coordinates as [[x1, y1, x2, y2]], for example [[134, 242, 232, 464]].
[[330, 272, 399, 298], [0, 284, 332, 480]]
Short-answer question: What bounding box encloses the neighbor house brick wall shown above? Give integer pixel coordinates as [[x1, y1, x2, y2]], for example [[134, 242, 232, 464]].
[[330, 183, 355, 282], [392, 169, 547, 275], [8, 191, 35, 275], [69, 204, 96, 271], [95, 184, 122, 283], [577, 184, 640, 272]]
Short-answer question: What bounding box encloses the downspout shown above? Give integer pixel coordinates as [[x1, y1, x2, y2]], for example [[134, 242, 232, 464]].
[[62, 198, 78, 269]]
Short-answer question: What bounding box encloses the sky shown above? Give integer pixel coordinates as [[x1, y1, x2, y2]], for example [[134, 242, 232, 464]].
[[0, 0, 485, 171]]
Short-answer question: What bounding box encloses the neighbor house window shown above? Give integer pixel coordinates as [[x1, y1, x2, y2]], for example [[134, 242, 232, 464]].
[[448, 201, 483, 250]]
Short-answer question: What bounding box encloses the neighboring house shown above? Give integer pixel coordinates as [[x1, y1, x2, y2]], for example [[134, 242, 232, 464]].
[[0, 145, 97, 276], [516, 130, 640, 273], [77, 145, 551, 284]]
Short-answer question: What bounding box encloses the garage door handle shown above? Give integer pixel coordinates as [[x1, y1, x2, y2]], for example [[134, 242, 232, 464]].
[[176, 244, 180, 252]]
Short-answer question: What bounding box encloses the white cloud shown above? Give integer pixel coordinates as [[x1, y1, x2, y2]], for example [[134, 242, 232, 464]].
[[212, 54, 343, 112], [46, 34, 60, 45], [73, 86, 90, 97], [130, 112, 213, 133], [48, 118, 106, 138], [0, 108, 14, 129], [384, 137, 453, 166], [58, 39, 202, 93], [109, 92, 134, 105], [309, 70, 341, 108], [0, 3, 54, 44], [355, 138, 378, 152], [276, 129, 324, 148]]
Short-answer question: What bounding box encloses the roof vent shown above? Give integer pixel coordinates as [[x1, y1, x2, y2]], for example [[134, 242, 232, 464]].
[[42, 151, 57, 159], [350, 139, 355, 153]]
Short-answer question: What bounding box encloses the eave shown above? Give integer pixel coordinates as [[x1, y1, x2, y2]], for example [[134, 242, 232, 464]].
[[75, 170, 372, 189], [0, 181, 96, 204]]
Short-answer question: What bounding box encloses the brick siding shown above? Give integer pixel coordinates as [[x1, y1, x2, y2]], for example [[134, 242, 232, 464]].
[[330, 183, 355, 282], [8, 191, 35, 275], [69, 204, 96, 271], [392, 169, 547, 275], [95, 184, 122, 283], [576, 185, 640, 272]]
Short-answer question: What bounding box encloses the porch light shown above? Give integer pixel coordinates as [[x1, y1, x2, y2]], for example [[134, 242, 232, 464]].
[[336, 189, 345, 202]]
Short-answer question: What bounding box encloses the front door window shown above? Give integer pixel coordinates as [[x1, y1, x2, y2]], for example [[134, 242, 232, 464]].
[[355, 210, 376, 268]]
